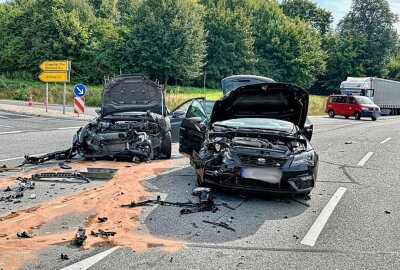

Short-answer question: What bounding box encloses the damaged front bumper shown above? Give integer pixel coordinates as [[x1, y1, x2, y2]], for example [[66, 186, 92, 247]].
[[193, 150, 318, 195]]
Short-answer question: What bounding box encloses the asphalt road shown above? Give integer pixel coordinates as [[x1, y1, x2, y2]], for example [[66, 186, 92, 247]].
[[1, 111, 400, 270]]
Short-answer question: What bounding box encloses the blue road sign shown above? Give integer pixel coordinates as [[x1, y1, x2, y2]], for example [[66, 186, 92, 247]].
[[73, 84, 87, 97]]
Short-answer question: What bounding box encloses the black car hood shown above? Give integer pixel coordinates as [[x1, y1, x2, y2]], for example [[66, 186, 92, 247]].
[[210, 83, 309, 128], [101, 75, 166, 116]]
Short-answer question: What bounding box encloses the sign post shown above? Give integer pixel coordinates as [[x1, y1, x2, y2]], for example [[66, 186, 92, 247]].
[[38, 60, 71, 114]]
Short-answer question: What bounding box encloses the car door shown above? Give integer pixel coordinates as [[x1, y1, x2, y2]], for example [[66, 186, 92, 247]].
[[347, 96, 357, 116], [168, 98, 204, 142], [179, 99, 209, 155]]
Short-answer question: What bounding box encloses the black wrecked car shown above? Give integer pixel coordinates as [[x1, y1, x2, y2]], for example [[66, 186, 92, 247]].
[[73, 75, 171, 161], [179, 82, 318, 195]]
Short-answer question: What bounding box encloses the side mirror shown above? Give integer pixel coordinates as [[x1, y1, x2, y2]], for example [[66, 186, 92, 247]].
[[172, 109, 185, 118], [301, 126, 313, 141], [95, 108, 101, 115]]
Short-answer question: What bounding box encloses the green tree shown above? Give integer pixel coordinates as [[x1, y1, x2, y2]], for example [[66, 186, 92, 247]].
[[124, 0, 207, 86], [281, 0, 333, 35], [250, 1, 326, 88], [338, 0, 399, 77], [203, 3, 257, 87], [313, 32, 365, 94]]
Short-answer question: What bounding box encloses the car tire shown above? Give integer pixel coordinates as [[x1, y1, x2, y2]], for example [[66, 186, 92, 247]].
[[354, 111, 361, 120], [328, 110, 335, 118], [161, 131, 172, 159], [371, 116, 377, 121]]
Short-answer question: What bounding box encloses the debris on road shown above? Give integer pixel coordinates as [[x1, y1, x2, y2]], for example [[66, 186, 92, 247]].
[[17, 177, 35, 189], [59, 162, 72, 170], [202, 220, 236, 232], [91, 229, 116, 238], [29, 194, 36, 199], [121, 192, 222, 214], [98, 217, 108, 223], [73, 228, 87, 246], [17, 231, 33, 238], [3, 186, 11, 192], [384, 211, 391, 214], [32, 172, 91, 183], [21, 148, 76, 166], [60, 253, 69, 260], [79, 168, 118, 180]]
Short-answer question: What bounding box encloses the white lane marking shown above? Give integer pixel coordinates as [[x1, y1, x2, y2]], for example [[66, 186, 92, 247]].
[[0, 124, 12, 128], [0, 115, 8, 119], [0, 112, 32, 117], [61, 246, 120, 270], [301, 187, 347, 247], [56, 126, 82, 130], [11, 214, 34, 223], [357, 152, 374, 166], [380, 137, 391, 144], [0, 152, 49, 163], [53, 203, 72, 209], [0, 130, 25, 135]]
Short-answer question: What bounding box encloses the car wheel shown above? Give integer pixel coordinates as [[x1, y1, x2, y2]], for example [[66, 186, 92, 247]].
[[328, 110, 335, 118], [371, 116, 377, 121], [161, 131, 172, 159], [354, 111, 361, 120]]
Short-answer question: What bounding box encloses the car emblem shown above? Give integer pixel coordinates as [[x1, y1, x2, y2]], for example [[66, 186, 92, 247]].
[[257, 158, 266, 165]]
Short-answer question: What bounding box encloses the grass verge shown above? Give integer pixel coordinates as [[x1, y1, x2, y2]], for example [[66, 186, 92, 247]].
[[0, 77, 326, 115]]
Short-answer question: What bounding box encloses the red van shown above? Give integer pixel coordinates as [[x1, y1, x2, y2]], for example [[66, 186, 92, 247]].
[[325, 95, 381, 121]]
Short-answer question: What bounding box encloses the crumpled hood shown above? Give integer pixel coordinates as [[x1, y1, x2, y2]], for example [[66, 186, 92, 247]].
[[210, 83, 309, 128], [101, 75, 166, 116]]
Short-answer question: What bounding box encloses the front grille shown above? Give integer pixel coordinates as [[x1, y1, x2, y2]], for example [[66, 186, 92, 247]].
[[238, 154, 287, 168]]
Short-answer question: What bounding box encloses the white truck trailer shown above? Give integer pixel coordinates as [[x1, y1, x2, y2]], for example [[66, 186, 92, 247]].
[[340, 77, 400, 114]]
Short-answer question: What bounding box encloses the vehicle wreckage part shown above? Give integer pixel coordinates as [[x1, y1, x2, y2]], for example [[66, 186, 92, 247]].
[[21, 148, 77, 166], [17, 231, 33, 238], [31, 172, 91, 183], [79, 168, 118, 180], [61, 253, 69, 260], [73, 228, 87, 246], [202, 220, 236, 232]]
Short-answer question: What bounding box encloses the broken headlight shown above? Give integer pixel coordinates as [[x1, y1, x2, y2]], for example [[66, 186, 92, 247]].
[[290, 151, 315, 167]]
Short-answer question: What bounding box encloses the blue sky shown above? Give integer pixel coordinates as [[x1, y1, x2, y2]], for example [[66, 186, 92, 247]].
[[312, 0, 400, 32]]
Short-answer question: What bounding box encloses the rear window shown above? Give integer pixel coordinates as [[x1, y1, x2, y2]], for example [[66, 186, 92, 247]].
[[330, 96, 347, 103]]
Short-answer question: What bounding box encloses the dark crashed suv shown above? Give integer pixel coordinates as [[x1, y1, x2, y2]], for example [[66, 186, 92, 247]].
[[179, 82, 318, 195]]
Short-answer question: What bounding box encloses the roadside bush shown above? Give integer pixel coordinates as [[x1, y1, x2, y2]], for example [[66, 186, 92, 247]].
[[12, 89, 28, 101]]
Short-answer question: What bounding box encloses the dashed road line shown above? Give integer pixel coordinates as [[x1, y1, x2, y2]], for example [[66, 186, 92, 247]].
[[61, 246, 120, 270], [0, 130, 26, 135], [0, 124, 13, 128], [301, 187, 347, 247], [380, 137, 391, 144], [55, 126, 82, 130], [357, 152, 374, 166]]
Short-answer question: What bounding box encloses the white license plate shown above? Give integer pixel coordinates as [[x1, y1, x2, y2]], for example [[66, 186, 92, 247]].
[[241, 167, 282, 184]]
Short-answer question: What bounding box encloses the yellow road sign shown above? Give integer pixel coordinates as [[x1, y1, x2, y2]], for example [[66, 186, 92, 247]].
[[39, 60, 70, 72], [38, 72, 69, 83]]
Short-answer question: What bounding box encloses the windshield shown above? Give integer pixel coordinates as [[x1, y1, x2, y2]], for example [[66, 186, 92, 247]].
[[355, 96, 374, 104], [213, 118, 297, 133]]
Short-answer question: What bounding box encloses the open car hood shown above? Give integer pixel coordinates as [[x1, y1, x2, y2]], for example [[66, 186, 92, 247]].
[[210, 83, 309, 128], [101, 75, 165, 116]]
